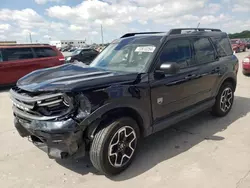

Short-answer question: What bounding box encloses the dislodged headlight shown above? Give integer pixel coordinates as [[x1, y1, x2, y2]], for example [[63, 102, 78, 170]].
[[78, 94, 91, 115]]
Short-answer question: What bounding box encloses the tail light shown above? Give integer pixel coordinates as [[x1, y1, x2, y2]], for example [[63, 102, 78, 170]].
[[58, 57, 65, 63], [243, 58, 250, 64]]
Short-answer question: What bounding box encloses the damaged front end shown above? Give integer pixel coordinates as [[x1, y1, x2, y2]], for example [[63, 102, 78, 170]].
[[10, 87, 91, 159]]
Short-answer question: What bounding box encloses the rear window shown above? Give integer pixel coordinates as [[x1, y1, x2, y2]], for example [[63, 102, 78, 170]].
[[33, 47, 57, 58], [211, 36, 233, 57], [2, 48, 34, 61]]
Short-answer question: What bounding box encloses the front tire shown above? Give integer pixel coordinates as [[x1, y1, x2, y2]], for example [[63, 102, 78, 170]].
[[211, 82, 234, 117], [90, 117, 139, 175]]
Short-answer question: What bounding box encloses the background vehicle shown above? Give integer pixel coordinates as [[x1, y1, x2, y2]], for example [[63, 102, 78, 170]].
[[242, 55, 250, 75], [11, 28, 238, 176], [0, 44, 64, 86], [65, 48, 99, 64], [245, 39, 250, 49], [231, 39, 247, 53]]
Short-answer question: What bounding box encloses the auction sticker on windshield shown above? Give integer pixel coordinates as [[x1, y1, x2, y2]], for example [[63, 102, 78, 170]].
[[135, 46, 156, 53]]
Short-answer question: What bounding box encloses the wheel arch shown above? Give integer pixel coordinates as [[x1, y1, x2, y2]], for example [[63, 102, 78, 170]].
[[213, 73, 237, 97], [221, 77, 236, 92], [83, 106, 150, 140]]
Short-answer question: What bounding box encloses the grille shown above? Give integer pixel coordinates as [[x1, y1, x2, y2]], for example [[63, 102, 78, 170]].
[[10, 87, 71, 121]]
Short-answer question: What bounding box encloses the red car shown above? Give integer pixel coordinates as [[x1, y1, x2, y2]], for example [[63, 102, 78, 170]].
[[0, 44, 65, 86], [242, 55, 250, 75], [231, 39, 247, 53]]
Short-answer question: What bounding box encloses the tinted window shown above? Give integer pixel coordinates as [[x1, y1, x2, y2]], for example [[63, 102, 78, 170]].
[[33, 47, 57, 58], [91, 49, 98, 54], [160, 39, 192, 68], [211, 36, 233, 57], [0, 50, 3, 62], [81, 49, 91, 55], [3, 48, 34, 61], [193, 37, 215, 64]]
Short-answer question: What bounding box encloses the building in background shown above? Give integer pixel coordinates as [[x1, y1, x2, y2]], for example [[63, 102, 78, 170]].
[[49, 40, 86, 48], [0, 41, 17, 45]]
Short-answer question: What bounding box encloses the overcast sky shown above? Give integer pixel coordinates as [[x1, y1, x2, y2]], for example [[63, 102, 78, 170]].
[[0, 0, 249, 44]]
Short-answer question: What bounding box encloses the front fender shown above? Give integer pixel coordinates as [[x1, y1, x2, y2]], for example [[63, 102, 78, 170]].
[[80, 99, 152, 138]]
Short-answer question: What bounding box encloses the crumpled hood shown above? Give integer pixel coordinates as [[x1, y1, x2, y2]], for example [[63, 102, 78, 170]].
[[17, 64, 139, 92]]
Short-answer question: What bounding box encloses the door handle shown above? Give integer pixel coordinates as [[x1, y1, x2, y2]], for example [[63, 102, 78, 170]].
[[185, 74, 196, 79], [211, 67, 220, 73]]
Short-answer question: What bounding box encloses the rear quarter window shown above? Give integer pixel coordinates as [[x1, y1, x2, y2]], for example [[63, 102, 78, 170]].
[[33, 47, 57, 58], [2, 48, 34, 61], [211, 36, 233, 57]]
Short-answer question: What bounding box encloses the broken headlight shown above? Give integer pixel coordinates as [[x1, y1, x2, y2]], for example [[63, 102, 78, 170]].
[[78, 94, 91, 116]]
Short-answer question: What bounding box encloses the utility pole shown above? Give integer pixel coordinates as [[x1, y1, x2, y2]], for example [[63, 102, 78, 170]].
[[101, 24, 104, 46], [29, 32, 33, 43], [196, 22, 200, 29]]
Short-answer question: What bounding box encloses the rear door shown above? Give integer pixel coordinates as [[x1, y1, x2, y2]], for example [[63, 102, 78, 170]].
[[32, 47, 63, 69], [190, 37, 221, 103], [0, 47, 36, 85]]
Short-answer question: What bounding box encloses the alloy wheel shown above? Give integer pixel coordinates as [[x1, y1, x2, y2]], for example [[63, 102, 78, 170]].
[[220, 87, 233, 112], [108, 126, 137, 168]]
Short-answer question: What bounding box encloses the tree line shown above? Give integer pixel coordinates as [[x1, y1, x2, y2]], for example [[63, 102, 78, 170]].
[[228, 30, 250, 39]]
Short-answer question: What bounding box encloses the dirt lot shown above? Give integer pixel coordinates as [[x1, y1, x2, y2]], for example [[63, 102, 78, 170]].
[[1, 51, 250, 188]]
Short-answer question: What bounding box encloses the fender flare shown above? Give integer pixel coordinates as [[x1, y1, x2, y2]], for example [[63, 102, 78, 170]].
[[213, 72, 237, 97]]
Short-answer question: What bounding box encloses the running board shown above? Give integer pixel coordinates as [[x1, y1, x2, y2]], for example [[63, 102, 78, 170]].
[[152, 99, 215, 134]]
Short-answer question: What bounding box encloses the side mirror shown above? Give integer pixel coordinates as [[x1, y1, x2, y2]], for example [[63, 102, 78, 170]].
[[159, 62, 180, 74]]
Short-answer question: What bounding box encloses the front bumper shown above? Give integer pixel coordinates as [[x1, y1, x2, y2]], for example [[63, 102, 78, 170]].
[[14, 117, 85, 159]]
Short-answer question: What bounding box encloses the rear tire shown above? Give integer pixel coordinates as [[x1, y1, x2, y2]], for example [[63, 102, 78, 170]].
[[211, 82, 234, 117], [243, 47, 246, 52], [90, 117, 139, 175]]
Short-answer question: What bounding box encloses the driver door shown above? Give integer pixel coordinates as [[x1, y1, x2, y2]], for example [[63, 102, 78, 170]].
[[150, 38, 202, 123]]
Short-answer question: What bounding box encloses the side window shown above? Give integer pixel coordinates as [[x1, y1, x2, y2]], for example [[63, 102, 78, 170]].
[[159, 39, 192, 68], [193, 37, 215, 64], [91, 49, 98, 54], [85, 50, 92, 56], [3, 48, 34, 61], [33, 47, 57, 58], [211, 36, 233, 57]]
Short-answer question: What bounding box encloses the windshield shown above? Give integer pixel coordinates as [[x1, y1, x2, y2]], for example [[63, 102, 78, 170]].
[[231, 40, 238, 44], [90, 36, 163, 73], [72, 49, 82, 55]]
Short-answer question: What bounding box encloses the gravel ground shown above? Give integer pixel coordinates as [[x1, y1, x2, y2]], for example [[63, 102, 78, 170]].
[[0, 51, 250, 188]]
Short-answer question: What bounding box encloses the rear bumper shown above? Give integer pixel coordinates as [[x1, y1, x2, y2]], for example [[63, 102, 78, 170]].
[[14, 117, 85, 159]]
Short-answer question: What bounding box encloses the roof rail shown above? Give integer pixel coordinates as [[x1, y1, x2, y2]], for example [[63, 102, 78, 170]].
[[0, 43, 50, 46], [168, 28, 221, 35], [120, 32, 165, 38]]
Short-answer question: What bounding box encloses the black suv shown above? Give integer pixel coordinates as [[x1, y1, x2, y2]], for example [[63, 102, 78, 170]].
[[65, 48, 99, 64], [10, 28, 238, 175]]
